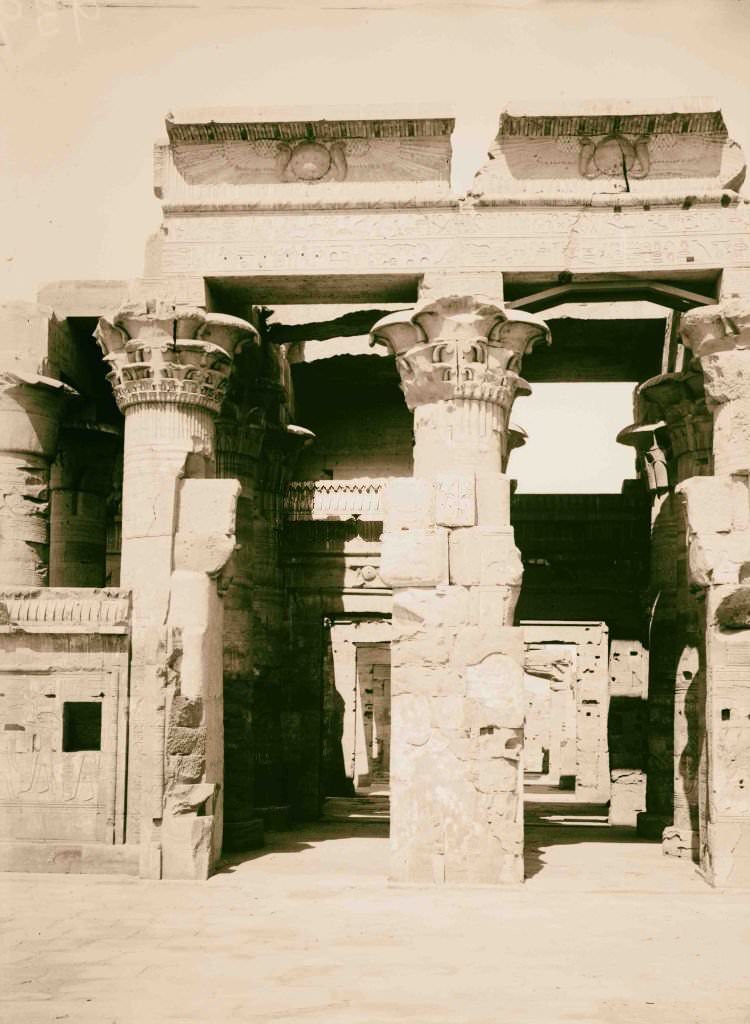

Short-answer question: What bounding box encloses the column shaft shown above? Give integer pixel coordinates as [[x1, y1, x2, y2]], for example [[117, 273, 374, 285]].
[[96, 303, 258, 879], [372, 292, 549, 885], [49, 424, 120, 588], [0, 376, 73, 585], [618, 369, 712, 855]]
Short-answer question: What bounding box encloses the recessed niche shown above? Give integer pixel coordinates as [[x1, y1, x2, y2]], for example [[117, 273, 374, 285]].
[[62, 702, 102, 752]]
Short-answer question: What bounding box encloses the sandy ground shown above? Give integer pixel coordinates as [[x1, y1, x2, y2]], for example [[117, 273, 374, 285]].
[[2, 798, 750, 1024]]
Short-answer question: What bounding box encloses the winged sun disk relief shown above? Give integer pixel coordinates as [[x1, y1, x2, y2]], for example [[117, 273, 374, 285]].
[[276, 141, 348, 183], [578, 133, 650, 180]]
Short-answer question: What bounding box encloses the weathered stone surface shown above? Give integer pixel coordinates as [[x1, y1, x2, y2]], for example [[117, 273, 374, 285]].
[[471, 102, 745, 203], [381, 478, 435, 533], [93, 304, 252, 879], [373, 289, 547, 885], [475, 473, 512, 529], [448, 528, 523, 588], [714, 586, 750, 628], [434, 474, 476, 528], [609, 769, 647, 827], [379, 528, 449, 589], [0, 589, 130, 853], [672, 301, 750, 885], [681, 302, 750, 476], [158, 109, 454, 211]]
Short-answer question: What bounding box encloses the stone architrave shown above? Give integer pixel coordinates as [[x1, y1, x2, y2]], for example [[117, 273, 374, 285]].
[[371, 289, 549, 885], [677, 299, 750, 886], [95, 302, 258, 879]]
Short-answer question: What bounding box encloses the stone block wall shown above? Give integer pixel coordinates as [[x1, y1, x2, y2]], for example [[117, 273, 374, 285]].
[[0, 588, 132, 872]]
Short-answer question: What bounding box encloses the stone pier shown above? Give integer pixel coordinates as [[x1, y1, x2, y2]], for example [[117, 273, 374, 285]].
[[678, 298, 750, 886], [618, 366, 712, 855], [95, 302, 258, 878], [371, 281, 549, 885]]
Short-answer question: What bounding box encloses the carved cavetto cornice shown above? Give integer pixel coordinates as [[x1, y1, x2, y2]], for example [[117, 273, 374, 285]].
[[155, 111, 454, 208], [0, 587, 131, 633], [165, 112, 455, 145], [370, 294, 549, 412], [285, 478, 387, 522], [471, 102, 745, 202], [94, 303, 258, 414], [499, 108, 727, 140]]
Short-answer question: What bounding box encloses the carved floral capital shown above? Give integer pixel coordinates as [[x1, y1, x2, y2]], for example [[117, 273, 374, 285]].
[[95, 303, 259, 414], [370, 294, 549, 412], [619, 368, 713, 488]]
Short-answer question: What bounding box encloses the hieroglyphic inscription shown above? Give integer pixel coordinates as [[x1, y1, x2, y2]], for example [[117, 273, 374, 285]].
[[161, 205, 750, 277]]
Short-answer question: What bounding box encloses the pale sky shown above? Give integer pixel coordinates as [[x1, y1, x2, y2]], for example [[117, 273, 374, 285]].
[[1, 0, 748, 491]]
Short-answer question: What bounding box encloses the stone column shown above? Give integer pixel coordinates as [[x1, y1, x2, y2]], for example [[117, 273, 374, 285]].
[[618, 371, 711, 857], [371, 290, 549, 885], [0, 372, 75, 586], [256, 420, 315, 819], [678, 299, 750, 886], [216, 404, 265, 850], [645, 372, 711, 860], [95, 302, 258, 879], [49, 422, 121, 587], [105, 452, 123, 587]]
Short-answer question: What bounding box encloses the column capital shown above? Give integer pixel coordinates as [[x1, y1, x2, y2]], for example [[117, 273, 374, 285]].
[[618, 368, 712, 488], [0, 371, 77, 457], [370, 294, 549, 412], [95, 303, 259, 415], [617, 420, 670, 494]]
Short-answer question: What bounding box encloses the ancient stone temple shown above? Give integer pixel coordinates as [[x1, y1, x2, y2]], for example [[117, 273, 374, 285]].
[[2, 99, 750, 886]]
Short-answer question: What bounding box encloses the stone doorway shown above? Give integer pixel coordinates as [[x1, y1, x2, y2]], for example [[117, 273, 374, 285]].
[[323, 618, 392, 800], [522, 621, 610, 801], [354, 643, 391, 793]]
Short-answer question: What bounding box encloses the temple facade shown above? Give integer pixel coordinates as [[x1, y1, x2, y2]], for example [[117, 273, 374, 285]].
[[2, 99, 750, 886]]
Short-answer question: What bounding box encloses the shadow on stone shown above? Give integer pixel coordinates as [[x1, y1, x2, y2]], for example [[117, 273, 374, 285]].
[[524, 800, 658, 880]]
